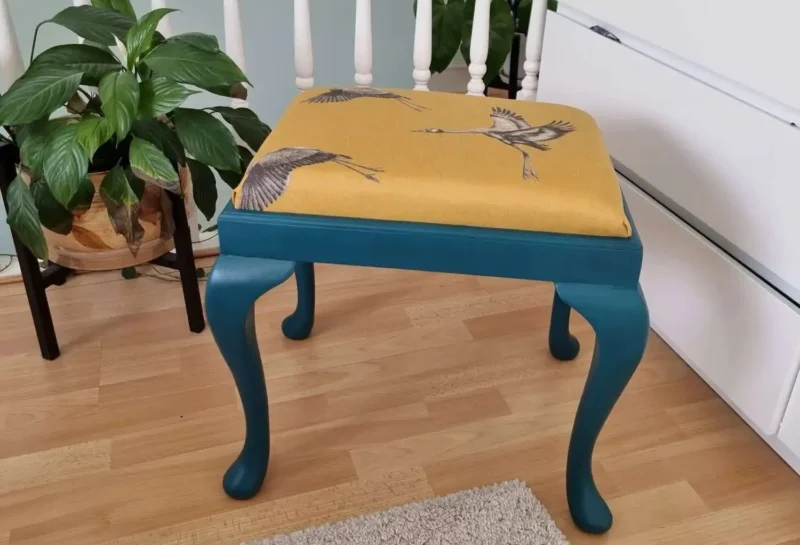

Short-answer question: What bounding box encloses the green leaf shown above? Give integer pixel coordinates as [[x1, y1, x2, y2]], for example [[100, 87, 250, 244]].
[[7, 177, 49, 261], [17, 119, 69, 177], [31, 180, 73, 235], [172, 108, 239, 172], [26, 44, 123, 86], [461, 0, 515, 85], [99, 71, 140, 140], [43, 124, 89, 209], [67, 177, 96, 214], [129, 136, 180, 193], [100, 165, 144, 255], [210, 107, 271, 151], [130, 119, 185, 166], [50, 5, 135, 46], [145, 41, 250, 91], [91, 0, 136, 19], [139, 75, 198, 118], [0, 69, 82, 125], [168, 32, 220, 53], [216, 146, 253, 189], [75, 116, 114, 158], [206, 82, 248, 101], [186, 158, 217, 222], [415, 0, 465, 73], [125, 8, 178, 68]]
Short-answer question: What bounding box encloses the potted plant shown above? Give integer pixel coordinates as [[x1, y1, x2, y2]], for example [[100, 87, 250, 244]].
[[413, 0, 558, 89], [0, 0, 270, 269]]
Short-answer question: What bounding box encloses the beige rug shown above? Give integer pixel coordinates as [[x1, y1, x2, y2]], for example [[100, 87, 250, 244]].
[[243, 480, 570, 545]]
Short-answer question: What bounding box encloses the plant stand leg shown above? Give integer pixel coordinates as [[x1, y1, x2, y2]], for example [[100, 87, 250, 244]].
[[282, 262, 315, 340], [169, 192, 205, 333], [555, 283, 649, 534], [13, 236, 60, 360], [206, 255, 296, 499], [0, 144, 60, 360], [549, 289, 581, 361]]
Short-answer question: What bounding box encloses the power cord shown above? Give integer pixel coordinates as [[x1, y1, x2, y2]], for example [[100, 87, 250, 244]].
[[0, 253, 14, 275]]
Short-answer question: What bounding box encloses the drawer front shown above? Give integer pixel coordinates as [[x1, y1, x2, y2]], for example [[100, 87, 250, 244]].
[[557, 0, 800, 113], [779, 377, 800, 456], [538, 13, 800, 301], [621, 177, 800, 436]]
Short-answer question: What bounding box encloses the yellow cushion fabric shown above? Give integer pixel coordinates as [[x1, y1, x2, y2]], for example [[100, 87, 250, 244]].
[[232, 87, 631, 238]]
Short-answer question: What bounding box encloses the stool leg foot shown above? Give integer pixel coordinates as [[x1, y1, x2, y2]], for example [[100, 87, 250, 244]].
[[206, 255, 296, 500], [549, 289, 580, 361], [556, 283, 649, 534], [282, 262, 315, 340]]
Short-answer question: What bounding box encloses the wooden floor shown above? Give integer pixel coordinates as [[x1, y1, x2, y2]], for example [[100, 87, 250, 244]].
[[1, 263, 799, 545]]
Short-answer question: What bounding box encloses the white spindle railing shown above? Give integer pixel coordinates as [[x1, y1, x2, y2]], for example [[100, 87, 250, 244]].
[[354, 0, 373, 87], [293, 0, 314, 91], [412, 0, 432, 91], [467, 0, 491, 96], [151, 0, 174, 37], [0, 0, 24, 93], [518, 0, 547, 101]]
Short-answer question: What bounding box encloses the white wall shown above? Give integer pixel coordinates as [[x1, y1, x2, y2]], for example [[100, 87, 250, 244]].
[[0, 0, 416, 254]]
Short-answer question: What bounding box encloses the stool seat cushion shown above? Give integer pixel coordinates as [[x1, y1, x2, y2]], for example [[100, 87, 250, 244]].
[[232, 87, 631, 238]]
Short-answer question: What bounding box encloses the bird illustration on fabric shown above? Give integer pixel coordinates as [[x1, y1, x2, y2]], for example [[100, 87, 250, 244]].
[[236, 147, 383, 211], [416, 108, 575, 179], [303, 88, 428, 112]]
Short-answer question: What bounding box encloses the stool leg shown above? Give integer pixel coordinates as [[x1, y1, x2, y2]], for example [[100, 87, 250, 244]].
[[205, 255, 296, 499], [555, 283, 649, 534], [281, 262, 315, 340], [549, 289, 580, 361]]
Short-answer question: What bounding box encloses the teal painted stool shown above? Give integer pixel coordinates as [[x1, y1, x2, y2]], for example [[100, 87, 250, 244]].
[[205, 89, 649, 535]]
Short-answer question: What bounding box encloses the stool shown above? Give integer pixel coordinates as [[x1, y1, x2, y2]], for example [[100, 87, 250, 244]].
[[205, 88, 649, 534]]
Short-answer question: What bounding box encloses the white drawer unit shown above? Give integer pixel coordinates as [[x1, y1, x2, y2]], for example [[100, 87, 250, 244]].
[[557, 0, 800, 117], [537, 12, 800, 303], [621, 178, 800, 437]]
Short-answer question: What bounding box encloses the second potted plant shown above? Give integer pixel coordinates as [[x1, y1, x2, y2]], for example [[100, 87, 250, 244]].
[[0, 0, 270, 269]]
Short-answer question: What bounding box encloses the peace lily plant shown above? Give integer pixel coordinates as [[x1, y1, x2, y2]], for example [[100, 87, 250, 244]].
[[0, 0, 270, 261], [414, 0, 558, 86]]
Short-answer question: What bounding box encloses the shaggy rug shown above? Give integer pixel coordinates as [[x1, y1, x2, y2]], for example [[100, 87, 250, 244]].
[[242, 480, 570, 545]]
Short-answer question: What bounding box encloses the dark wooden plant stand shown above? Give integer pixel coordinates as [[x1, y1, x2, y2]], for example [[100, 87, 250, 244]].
[[0, 142, 205, 361]]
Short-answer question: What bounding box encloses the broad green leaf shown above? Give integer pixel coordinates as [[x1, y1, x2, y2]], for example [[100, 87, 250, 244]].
[[167, 32, 220, 53], [130, 119, 185, 166], [125, 8, 178, 68], [206, 82, 248, 101], [186, 158, 217, 222], [17, 118, 69, 177], [216, 146, 253, 189], [145, 41, 250, 91], [210, 107, 271, 151], [129, 136, 180, 193], [75, 116, 114, 158], [31, 180, 73, 235], [414, 0, 465, 73], [50, 5, 135, 46], [99, 71, 140, 140], [91, 0, 136, 18], [461, 0, 515, 85], [67, 177, 96, 214], [139, 75, 197, 118], [27, 44, 123, 85], [43, 124, 90, 209], [6, 177, 48, 261], [100, 165, 144, 255], [172, 108, 239, 172], [0, 69, 82, 125]]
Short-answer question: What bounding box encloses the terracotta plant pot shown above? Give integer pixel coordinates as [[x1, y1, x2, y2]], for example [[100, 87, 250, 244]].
[[29, 168, 191, 271]]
